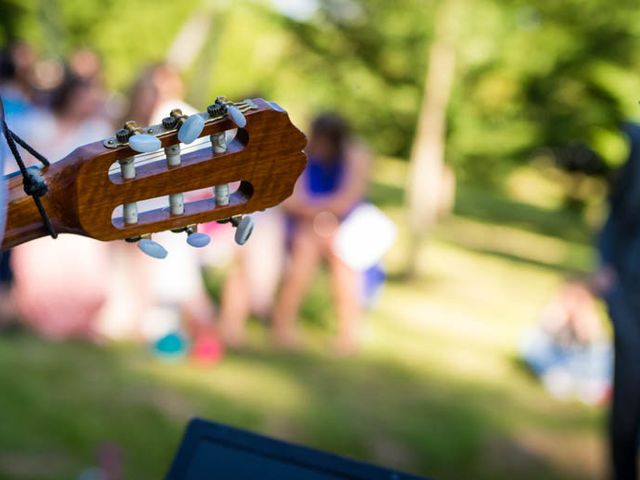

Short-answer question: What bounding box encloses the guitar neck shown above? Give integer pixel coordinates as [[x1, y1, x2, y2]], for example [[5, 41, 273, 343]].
[[3, 174, 48, 249], [2, 163, 79, 250]]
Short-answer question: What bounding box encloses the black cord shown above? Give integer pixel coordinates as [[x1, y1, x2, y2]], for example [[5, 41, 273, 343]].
[[0, 96, 57, 238], [10, 131, 50, 167]]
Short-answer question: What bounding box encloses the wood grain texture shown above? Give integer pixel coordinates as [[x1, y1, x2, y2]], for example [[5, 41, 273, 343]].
[[2, 98, 307, 250]]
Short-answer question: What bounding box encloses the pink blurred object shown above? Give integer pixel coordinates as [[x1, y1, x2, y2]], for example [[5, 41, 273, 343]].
[[11, 236, 110, 340], [191, 332, 224, 365]]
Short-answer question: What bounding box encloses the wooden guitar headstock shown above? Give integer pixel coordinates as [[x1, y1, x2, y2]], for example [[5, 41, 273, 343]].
[[2, 98, 307, 256]]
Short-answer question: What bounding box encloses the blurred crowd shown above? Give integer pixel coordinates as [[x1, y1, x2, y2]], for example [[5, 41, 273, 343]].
[[0, 42, 395, 360]]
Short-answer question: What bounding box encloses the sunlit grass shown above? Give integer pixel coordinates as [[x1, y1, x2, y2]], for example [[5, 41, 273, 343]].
[[0, 158, 607, 480]]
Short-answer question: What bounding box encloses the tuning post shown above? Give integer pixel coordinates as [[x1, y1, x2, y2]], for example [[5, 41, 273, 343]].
[[169, 192, 184, 216], [162, 143, 185, 216], [119, 121, 161, 154], [115, 121, 162, 225], [210, 132, 226, 154], [165, 143, 181, 167], [214, 183, 230, 207], [117, 155, 138, 224]]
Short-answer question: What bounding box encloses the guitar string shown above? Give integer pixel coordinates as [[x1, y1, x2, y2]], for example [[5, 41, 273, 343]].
[[107, 130, 236, 174]]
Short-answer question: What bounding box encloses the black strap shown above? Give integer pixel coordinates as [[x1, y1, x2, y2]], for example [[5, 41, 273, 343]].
[[0, 96, 57, 239]]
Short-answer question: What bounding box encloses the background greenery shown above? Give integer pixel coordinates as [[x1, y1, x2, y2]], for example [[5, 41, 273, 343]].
[[2, 0, 639, 177]]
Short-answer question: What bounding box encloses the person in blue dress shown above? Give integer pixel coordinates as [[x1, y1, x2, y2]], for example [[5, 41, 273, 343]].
[[596, 122, 640, 480], [272, 112, 370, 354]]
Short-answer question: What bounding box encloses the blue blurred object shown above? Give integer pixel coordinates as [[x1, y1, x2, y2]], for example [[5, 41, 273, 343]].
[[153, 331, 188, 360], [362, 264, 386, 308], [165, 418, 428, 480], [520, 326, 611, 404]]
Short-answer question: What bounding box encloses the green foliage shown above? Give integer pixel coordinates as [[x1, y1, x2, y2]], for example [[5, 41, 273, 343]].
[[451, 0, 640, 172], [0, 0, 199, 89], [264, 0, 640, 177], [0, 0, 637, 181]]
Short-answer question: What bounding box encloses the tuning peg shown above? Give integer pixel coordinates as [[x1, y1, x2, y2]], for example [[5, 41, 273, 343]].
[[233, 215, 255, 245], [137, 238, 168, 259], [177, 114, 205, 144], [227, 105, 247, 128], [129, 133, 161, 153], [186, 232, 211, 248], [268, 101, 286, 113]]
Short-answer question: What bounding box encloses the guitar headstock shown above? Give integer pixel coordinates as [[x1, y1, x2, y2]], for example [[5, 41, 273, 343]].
[[2, 98, 307, 256]]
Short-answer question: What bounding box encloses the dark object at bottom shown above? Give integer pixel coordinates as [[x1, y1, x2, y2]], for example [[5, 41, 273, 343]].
[[165, 418, 428, 480]]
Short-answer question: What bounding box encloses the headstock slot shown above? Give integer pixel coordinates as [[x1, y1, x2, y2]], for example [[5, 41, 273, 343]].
[[111, 180, 252, 230], [107, 132, 246, 187], [106, 128, 240, 179]]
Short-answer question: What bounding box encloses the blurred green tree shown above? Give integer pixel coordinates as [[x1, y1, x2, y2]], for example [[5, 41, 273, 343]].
[[267, 0, 640, 173], [0, 0, 637, 183]]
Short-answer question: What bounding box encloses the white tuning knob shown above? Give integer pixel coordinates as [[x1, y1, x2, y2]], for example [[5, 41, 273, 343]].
[[268, 101, 286, 113], [129, 133, 161, 153], [138, 238, 168, 259], [227, 105, 247, 128], [186, 231, 211, 248], [177, 115, 205, 144], [234, 216, 255, 245]]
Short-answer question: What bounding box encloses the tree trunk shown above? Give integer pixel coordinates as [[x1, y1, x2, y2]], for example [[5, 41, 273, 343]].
[[404, 0, 459, 278]]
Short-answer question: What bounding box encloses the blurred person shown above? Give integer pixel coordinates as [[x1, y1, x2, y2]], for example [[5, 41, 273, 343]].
[[216, 90, 286, 348], [10, 68, 113, 340], [217, 209, 286, 348], [595, 122, 640, 480], [69, 48, 103, 83], [125, 62, 192, 126], [0, 42, 37, 116], [520, 279, 611, 405], [271, 112, 372, 355], [117, 63, 221, 362]]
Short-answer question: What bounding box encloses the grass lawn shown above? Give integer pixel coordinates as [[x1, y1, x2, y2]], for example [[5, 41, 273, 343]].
[[0, 158, 607, 480]]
